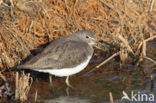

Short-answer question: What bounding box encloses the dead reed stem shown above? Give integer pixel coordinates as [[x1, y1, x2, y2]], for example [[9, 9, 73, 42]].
[[150, 0, 155, 12], [142, 41, 146, 57], [140, 35, 156, 64], [34, 90, 38, 102], [0, 72, 6, 82], [15, 71, 33, 102], [118, 35, 134, 54], [144, 56, 156, 65], [109, 92, 114, 103], [96, 52, 120, 68], [145, 35, 156, 42]]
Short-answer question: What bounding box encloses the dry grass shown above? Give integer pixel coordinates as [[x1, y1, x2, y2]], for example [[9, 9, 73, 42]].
[[15, 71, 33, 102], [0, 0, 155, 69], [0, 72, 7, 81]]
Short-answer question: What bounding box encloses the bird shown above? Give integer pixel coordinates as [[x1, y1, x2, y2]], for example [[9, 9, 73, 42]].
[[17, 30, 102, 87]]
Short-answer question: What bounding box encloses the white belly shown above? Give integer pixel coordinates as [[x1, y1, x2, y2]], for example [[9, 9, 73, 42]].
[[36, 55, 92, 77]]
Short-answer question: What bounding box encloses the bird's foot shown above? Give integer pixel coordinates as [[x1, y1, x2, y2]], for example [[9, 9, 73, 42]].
[[65, 76, 75, 89]]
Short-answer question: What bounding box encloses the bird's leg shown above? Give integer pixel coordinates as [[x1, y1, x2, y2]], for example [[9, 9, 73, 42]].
[[66, 87, 70, 96], [49, 75, 52, 87], [65, 76, 74, 88]]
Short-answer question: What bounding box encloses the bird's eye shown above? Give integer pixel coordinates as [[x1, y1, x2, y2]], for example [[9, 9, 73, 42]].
[[86, 36, 89, 39]]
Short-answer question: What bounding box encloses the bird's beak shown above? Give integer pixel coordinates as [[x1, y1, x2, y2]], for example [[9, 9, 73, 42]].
[[88, 38, 98, 46], [89, 38, 111, 49]]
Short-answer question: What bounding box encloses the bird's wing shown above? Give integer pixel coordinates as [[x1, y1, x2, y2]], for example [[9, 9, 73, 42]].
[[17, 40, 93, 70]]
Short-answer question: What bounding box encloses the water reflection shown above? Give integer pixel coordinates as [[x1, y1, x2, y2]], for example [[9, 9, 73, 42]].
[[39, 96, 90, 103], [32, 65, 155, 103]]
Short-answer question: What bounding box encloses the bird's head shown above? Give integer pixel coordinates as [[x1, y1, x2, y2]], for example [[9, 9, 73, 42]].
[[74, 30, 97, 46]]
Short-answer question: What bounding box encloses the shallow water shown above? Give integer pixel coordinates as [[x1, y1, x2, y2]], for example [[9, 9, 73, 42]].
[[1, 42, 155, 103], [24, 42, 156, 103], [30, 66, 155, 103]]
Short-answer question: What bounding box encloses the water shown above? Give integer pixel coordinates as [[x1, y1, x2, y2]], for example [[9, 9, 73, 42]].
[[25, 42, 156, 103], [29, 64, 155, 103]]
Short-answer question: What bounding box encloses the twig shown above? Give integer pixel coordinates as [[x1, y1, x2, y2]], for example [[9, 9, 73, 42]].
[[28, 20, 34, 32], [34, 90, 38, 102], [10, 0, 14, 17], [109, 92, 114, 103], [145, 35, 156, 42], [15, 72, 33, 102], [82, 51, 120, 76], [144, 56, 156, 65], [0, 0, 10, 7], [139, 35, 156, 65], [15, 72, 19, 100], [96, 52, 120, 68], [150, 0, 155, 12], [40, 3, 50, 18], [0, 72, 6, 82], [0, 0, 2, 5], [100, 0, 115, 10], [142, 41, 146, 57], [118, 35, 134, 54], [10, 0, 14, 7]]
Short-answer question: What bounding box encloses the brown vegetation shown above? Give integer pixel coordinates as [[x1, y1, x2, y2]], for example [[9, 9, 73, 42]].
[[15, 71, 33, 102], [0, 0, 156, 70]]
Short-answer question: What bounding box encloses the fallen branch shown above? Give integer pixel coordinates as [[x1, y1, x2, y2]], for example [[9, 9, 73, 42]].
[[145, 35, 156, 42], [144, 56, 156, 65], [96, 52, 120, 68]]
